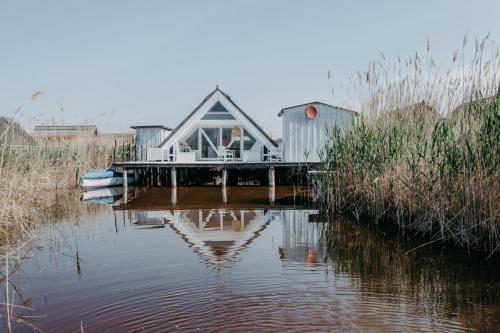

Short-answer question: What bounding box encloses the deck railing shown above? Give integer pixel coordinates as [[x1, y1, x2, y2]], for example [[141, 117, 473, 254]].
[[145, 145, 282, 163], [146, 147, 172, 162]]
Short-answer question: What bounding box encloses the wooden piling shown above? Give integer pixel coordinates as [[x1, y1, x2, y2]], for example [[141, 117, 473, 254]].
[[171, 167, 177, 187], [157, 167, 161, 187], [269, 186, 275, 205], [268, 167, 275, 187], [222, 168, 227, 188], [123, 168, 128, 203], [171, 186, 177, 205], [222, 185, 227, 203]]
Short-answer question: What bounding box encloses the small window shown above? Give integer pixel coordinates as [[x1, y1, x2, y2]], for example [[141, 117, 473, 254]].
[[201, 113, 235, 120]]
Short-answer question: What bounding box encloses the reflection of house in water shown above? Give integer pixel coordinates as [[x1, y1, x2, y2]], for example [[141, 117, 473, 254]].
[[279, 210, 323, 264], [131, 208, 322, 266], [133, 211, 169, 227], [167, 209, 279, 265]]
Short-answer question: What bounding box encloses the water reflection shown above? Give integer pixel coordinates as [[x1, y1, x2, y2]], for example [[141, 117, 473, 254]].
[[1, 186, 499, 332]]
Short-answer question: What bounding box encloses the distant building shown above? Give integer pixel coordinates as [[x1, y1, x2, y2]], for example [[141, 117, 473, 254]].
[[278, 102, 358, 162], [0, 117, 37, 146], [131, 125, 173, 161], [32, 125, 98, 143]]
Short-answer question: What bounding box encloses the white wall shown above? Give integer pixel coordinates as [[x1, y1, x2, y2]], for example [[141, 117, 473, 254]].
[[282, 104, 357, 162]]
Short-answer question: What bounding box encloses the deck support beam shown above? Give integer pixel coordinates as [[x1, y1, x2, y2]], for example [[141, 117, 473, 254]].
[[171, 167, 177, 187]]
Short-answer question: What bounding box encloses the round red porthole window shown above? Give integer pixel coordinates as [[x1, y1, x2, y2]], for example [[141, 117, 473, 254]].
[[305, 105, 317, 119]]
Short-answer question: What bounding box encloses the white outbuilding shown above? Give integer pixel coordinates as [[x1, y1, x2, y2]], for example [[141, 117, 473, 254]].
[[278, 102, 358, 162], [131, 125, 173, 161]]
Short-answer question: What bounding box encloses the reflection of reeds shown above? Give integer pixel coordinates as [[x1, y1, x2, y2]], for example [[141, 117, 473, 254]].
[[318, 36, 500, 255], [320, 218, 500, 332]]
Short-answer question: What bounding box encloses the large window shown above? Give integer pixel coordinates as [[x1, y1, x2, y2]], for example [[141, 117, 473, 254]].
[[178, 125, 257, 159], [243, 129, 256, 150], [224, 127, 241, 158], [181, 129, 198, 151], [201, 128, 220, 158]]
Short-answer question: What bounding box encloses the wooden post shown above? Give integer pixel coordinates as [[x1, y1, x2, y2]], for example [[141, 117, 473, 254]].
[[171, 167, 177, 187], [157, 167, 161, 187], [171, 186, 177, 205], [268, 167, 275, 187], [269, 186, 275, 205], [123, 168, 128, 203], [222, 168, 227, 188], [222, 184, 227, 203], [134, 169, 138, 185], [219, 210, 224, 231]]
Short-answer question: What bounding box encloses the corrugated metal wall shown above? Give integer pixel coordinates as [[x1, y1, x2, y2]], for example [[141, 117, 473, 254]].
[[282, 104, 356, 162], [135, 128, 171, 161]]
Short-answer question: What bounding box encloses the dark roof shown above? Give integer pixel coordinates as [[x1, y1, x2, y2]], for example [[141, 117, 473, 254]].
[[159, 87, 278, 148], [278, 101, 358, 117], [33, 125, 97, 131], [131, 125, 173, 131]]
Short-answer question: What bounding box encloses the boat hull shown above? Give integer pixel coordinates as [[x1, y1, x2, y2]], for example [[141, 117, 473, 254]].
[[81, 176, 133, 189]]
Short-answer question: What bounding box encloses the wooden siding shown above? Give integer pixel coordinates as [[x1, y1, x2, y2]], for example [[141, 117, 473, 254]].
[[281, 103, 357, 162], [135, 127, 171, 161]]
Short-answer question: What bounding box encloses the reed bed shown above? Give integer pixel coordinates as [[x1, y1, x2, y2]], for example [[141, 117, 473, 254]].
[[318, 36, 500, 255], [0, 126, 131, 245]]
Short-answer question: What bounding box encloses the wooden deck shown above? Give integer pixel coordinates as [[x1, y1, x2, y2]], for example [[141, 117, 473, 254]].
[[111, 161, 319, 189], [112, 161, 320, 170]]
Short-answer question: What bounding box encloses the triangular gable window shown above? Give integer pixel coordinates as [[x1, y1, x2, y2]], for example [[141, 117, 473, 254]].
[[208, 101, 229, 112], [201, 101, 236, 120]]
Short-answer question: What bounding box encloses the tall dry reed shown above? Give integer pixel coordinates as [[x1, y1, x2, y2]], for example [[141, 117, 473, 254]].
[[318, 35, 500, 254], [0, 122, 131, 245]]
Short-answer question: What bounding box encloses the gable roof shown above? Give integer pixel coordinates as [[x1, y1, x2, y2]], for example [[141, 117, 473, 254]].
[[278, 101, 358, 117], [159, 87, 278, 148], [131, 125, 173, 131]]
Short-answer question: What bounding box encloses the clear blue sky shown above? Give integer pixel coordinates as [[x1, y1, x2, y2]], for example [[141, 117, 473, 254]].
[[1, 0, 499, 137]]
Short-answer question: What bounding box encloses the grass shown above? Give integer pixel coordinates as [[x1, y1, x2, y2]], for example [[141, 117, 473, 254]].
[[317, 35, 500, 255]]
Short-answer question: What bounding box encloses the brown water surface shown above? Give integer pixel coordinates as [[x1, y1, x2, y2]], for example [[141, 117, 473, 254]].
[[1, 186, 499, 332]]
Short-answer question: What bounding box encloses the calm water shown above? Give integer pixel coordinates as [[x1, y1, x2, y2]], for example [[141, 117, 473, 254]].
[[1, 187, 499, 332]]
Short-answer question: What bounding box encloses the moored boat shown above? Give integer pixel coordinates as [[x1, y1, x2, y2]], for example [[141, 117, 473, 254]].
[[81, 167, 133, 189]]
